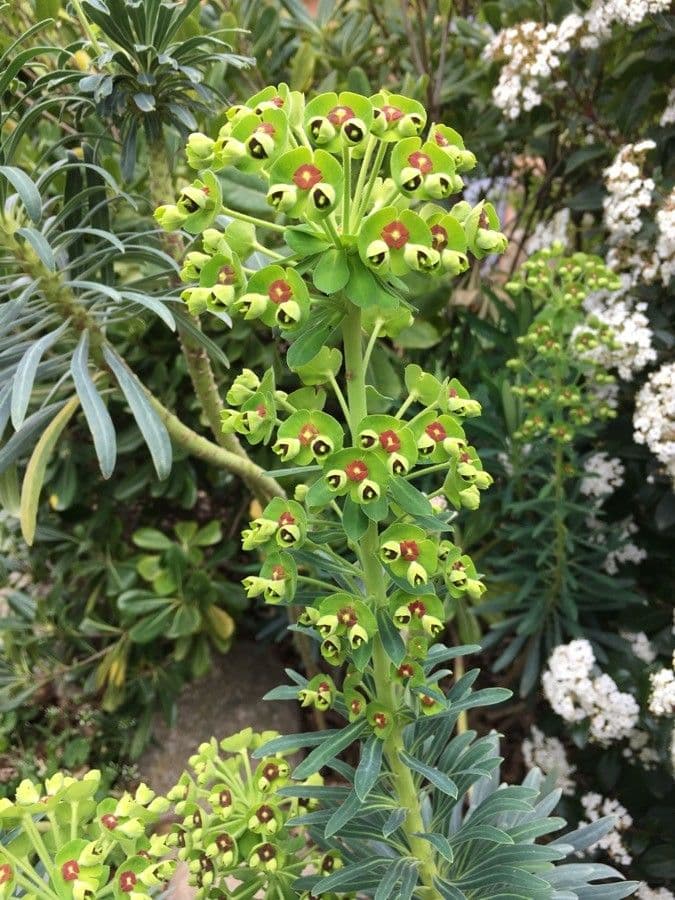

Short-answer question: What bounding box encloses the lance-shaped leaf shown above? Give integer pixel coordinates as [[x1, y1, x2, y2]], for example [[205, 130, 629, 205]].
[[70, 331, 116, 479], [11, 320, 70, 429]]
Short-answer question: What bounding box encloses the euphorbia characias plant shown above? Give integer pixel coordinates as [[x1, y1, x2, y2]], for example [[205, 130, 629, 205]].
[[152, 85, 637, 898]]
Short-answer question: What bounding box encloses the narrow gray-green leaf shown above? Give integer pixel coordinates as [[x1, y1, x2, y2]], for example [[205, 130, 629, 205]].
[[324, 789, 363, 838], [414, 831, 454, 864], [102, 344, 171, 480], [11, 320, 70, 429], [0, 165, 42, 223], [16, 227, 55, 270], [382, 807, 407, 838], [70, 332, 116, 478], [354, 735, 383, 801], [0, 402, 65, 474], [399, 750, 458, 798], [292, 719, 367, 780], [123, 290, 175, 331]]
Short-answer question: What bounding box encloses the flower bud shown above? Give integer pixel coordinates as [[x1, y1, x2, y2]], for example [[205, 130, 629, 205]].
[[276, 299, 302, 328], [154, 204, 187, 231], [393, 604, 412, 626], [364, 239, 390, 272], [186, 132, 215, 169], [180, 251, 211, 282], [320, 635, 343, 664], [310, 182, 337, 213], [267, 183, 298, 212], [308, 116, 337, 144], [424, 172, 453, 199], [458, 484, 480, 509], [403, 243, 440, 273], [406, 561, 428, 587], [441, 249, 469, 275], [475, 228, 508, 254], [273, 437, 301, 461], [400, 166, 424, 192], [348, 623, 369, 649], [465, 578, 486, 600], [234, 292, 268, 320], [473, 470, 493, 490], [316, 614, 339, 637], [397, 113, 424, 137], [422, 614, 444, 637]]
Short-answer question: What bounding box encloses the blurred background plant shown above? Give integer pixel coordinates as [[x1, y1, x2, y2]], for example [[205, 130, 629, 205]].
[[1, 0, 673, 889]]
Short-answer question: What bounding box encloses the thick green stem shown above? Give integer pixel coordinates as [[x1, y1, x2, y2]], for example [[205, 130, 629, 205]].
[[150, 396, 284, 500], [341, 304, 439, 890], [147, 139, 274, 501]]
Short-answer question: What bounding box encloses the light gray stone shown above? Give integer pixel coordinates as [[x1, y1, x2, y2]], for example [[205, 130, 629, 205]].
[[139, 640, 302, 795]]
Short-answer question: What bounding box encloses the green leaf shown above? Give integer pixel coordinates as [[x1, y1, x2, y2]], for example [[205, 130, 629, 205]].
[[166, 605, 201, 638], [292, 720, 367, 779], [354, 735, 383, 801], [389, 476, 433, 518], [128, 606, 175, 643], [399, 750, 458, 798], [284, 226, 330, 256], [11, 321, 70, 430], [313, 247, 350, 294], [253, 729, 344, 758], [103, 345, 172, 480], [414, 832, 454, 864], [287, 322, 339, 369], [70, 331, 116, 479], [132, 528, 173, 550], [16, 226, 55, 270], [345, 258, 398, 310], [193, 521, 222, 546], [0, 165, 42, 223], [20, 396, 80, 545], [342, 496, 368, 542], [0, 402, 65, 475], [395, 320, 441, 349], [382, 807, 407, 837], [376, 608, 406, 666], [324, 789, 363, 838]]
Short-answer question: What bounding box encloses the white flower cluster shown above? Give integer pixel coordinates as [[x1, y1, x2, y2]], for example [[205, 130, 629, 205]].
[[620, 630, 656, 664], [521, 725, 576, 794], [623, 727, 660, 769], [542, 639, 640, 744], [526, 208, 571, 254], [580, 290, 656, 381], [649, 655, 675, 717], [602, 516, 647, 574], [580, 451, 625, 501], [644, 188, 675, 287], [585, 0, 672, 42], [637, 885, 675, 900], [633, 362, 675, 482], [483, 17, 584, 119], [603, 141, 655, 244], [580, 792, 632, 866], [660, 86, 675, 127]]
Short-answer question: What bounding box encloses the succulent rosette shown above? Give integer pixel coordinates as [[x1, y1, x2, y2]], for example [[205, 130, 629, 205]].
[[369, 91, 426, 141], [304, 91, 373, 152], [355, 414, 418, 475], [267, 146, 343, 219], [378, 524, 439, 588], [391, 137, 462, 200], [273, 410, 343, 464], [323, 448, 390, 506], [358, 206, 438, 277], [428, 123, 477, 172]]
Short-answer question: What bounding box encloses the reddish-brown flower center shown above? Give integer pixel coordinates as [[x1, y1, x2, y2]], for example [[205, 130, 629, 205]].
[[408, 151, 433, 174], [218, 265, 236, 285], [460, 451, 471, 463], [381, 104, 403, 122], [431, 224, 448, 251], [298, 422, 319, 446], [381, 221, 410, 249], [379, 429, 401, 453], [256, 404, 267, 418], [400, 540, 420, 562], [425, 421, 447, 443], [350, 698, 362, 714], [278, 512, 296, 526], [328, 105, 354, 125], [452, 561, 465, 571], [448, 387, 458, 397], [0, 865, 12, 885], [120, 871, 137, 892], [259, 844, 276, 861], [434, 131, 449, 147], [272, 96, 284, 108], [345, 460, 369, 482], [478, 210, 489, 228], [408, 599, 427, 618], [397, 663, 415, 679], [421, 694, 436, 707], [256, 122, 276, 135], [271, 565, 286, 581], [268, 279, 293, 304], [263, 763, 279, 781], [217, 833, 234, 851], [318, 681, 331, 693], [219, 789, 232, 807], [373, 712, 388, 728], [62, 861, 79, 882], [257, 805, 274, 822], [293, 164, 323, 190], [338, 606, 358, 627], [101, 814, 118, 830]]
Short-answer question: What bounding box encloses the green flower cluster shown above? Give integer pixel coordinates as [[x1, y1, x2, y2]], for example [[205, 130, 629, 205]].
[[0, 771, 171, 899], [165, 728, 347, 898], [155, 83, 508, 327], [505, 248, 622, 443]]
